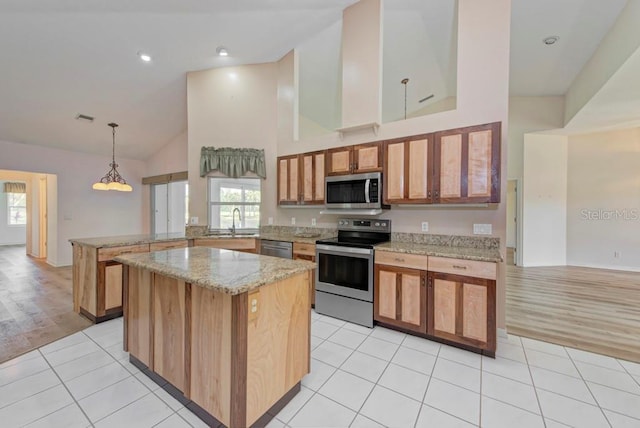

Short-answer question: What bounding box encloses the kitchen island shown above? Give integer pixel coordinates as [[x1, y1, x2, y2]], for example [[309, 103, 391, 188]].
[[115, 247, 315, 428]]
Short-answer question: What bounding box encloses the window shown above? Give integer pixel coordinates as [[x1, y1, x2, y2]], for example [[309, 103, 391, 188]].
[[7, 193, 26, 225], [208, 177, 261, 232]]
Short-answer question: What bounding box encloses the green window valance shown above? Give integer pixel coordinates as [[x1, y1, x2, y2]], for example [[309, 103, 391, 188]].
[[3, 182, 26, 193], [200, 147, 266, 179]]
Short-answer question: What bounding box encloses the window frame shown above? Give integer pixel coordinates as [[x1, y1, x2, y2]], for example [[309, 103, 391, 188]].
[[207, 176, 261, 234], [7, 192, 27, 226]]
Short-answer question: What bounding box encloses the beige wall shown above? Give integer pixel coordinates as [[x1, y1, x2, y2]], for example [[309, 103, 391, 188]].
[[522, 134, 568, 266], [508, 96, 565, 181], [187, 63, 278, 224], [566, 127, 640, 271], [146, 131, 188, 177]]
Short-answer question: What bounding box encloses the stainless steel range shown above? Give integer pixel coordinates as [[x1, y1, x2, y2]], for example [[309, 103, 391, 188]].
[[315, 218, 391, 327]]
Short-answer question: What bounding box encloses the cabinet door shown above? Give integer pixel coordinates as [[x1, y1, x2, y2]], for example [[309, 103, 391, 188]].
[[301, 151, 325, 204], [326, 147, 353, 175], [104, 263, 123, 310], [374, 265, 427, 333], [294, 253, 316, 306], [384, 137, 432, 204], [277, 155, 299, 204], [433, 122, 500, 203], [353, 142, 382, 173], [427, 271, 496, 352]]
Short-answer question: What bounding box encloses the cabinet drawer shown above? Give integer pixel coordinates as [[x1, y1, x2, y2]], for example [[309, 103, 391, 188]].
[[428, 256, 496, 280], [98, 244, 149, 261], [375, 251, 428, 270], [293, 242, 315, 257], [194, 238, 257, 250], [149, 240, 189, 252]]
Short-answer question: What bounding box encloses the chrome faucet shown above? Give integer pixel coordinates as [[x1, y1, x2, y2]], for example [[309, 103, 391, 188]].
[[230, 208, 242, 234]]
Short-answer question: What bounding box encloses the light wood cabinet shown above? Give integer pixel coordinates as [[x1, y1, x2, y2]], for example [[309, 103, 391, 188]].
[[327, 142, 382, 176], [433, 122, 501, 203], [427, 271, 496, 353], [383, 135, 434, 204], [278, 151, 325, 206], [194, 238, 258, 254], [293, 242, 316, 306], [374, 264, 427, 334]]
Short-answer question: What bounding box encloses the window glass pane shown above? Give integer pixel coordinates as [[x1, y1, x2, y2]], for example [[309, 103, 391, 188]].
[[208, 177, 261, 231], [7, 193, 27, 225]]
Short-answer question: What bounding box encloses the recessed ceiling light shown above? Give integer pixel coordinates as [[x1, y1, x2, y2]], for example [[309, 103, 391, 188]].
[[216, 46, 229, 57], [138, 52, 152, 62], [543, 36, 559, 45]]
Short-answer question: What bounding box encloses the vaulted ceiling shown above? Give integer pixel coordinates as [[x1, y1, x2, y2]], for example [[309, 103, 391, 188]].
[[0, 0, 631, 160]]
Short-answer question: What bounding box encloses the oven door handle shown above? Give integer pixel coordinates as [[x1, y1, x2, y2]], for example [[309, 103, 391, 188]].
[[316, 244, 373, 256]]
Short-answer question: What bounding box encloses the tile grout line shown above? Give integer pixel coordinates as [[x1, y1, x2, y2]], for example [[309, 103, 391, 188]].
[[478, 353, 483, 427], [565, 345, 613, 428], [35, 348, 95, 428], [412, 343, 442, 428], [521, 341, 548, 427]]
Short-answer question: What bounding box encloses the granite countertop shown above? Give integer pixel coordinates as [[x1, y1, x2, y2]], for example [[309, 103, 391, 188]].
[[114, 247, 316, 295], [375, 241, 502, 263], [69, 232, 189, 248]]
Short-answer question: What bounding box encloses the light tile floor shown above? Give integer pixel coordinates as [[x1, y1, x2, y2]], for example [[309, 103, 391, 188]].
[[1, 312, 640, 427]]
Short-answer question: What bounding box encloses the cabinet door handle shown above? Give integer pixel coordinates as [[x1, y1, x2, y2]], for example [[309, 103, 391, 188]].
[[452, 265, 468, 270], [394, 257, 405, 263], [421, 278, 425, 287], [435, 190, 439, 198], [120, 250, 132, 254]]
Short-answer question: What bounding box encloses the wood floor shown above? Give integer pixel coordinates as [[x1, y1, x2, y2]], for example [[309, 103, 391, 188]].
[[506, 248, 640, 363], [0, 245, 91, 363]]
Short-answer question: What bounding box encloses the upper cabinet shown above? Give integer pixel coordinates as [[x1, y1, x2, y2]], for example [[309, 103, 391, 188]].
[[433, 122, 501, 204], [278, 151, 325, 206], [383, 122, 500, 205], [383, 135, 434, 204], [327, 142, 383, 176]]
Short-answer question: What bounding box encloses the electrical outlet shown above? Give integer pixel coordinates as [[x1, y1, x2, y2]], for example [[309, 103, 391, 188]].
[[291, 217, 296, 225], [421, 222, 429, 232], [268, 217, 273, 225], [311, 218, 317, 226], [473, 224, 492, 235], [614, 251, 621, 258], [190, 216, 199, 225]]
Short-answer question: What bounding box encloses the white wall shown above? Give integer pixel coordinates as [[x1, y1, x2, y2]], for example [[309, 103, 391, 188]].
[[0, 140, 147, 266], [0, 180, 27, 245], [566, 128, 640, 271], [522, 134, 568, 266]]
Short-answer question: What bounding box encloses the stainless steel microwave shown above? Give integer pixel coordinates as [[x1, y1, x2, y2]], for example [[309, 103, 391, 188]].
[[325, 172, 386, 210]]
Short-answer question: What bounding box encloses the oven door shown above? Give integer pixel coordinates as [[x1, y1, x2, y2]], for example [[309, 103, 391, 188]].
[[315, 244, 373, 302]]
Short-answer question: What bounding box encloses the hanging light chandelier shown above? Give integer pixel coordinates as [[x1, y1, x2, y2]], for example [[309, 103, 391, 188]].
[[92, 122, 133, 192]]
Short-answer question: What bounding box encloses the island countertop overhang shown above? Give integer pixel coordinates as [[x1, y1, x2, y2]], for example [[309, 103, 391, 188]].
[[114, 246, 315, 295]]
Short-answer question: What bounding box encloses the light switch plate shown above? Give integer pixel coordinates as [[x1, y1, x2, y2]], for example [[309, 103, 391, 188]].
[[311, 218, 317, 226], [473, 224, 492, 235], [190, 216, 199, 225], [421, 222, 429, 232], [291, 217, 296, 225], [268, 217, 273, 225]]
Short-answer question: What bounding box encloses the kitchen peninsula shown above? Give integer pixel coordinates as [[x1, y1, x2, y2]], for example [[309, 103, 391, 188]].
[[115, 246, 315, 428]]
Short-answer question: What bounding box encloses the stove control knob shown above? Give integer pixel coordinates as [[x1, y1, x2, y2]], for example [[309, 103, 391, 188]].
[[381, 222, 387, 227], [374, 222, 380, 226]]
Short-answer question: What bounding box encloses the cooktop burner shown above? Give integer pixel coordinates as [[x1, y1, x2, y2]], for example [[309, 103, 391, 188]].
[[316, 218, 391, 249]]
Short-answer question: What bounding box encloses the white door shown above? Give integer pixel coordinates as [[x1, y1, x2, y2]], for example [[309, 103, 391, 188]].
[[153, 184, 168, 234]]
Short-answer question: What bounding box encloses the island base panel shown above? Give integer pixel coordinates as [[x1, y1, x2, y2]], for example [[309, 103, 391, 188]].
[[79, 307, 122, 324], [130, 355, 301, 428]]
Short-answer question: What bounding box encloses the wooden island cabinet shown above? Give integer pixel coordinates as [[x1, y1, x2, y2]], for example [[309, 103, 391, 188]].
[[70, 235, 189, 323], [118, 247, 315, 428]]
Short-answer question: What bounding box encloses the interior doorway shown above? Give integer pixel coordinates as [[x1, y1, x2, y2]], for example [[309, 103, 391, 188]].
[[506, 179, 518, 265]]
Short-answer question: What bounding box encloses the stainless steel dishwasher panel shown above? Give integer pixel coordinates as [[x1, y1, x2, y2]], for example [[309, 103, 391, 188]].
[[259, 239, 293, 259]]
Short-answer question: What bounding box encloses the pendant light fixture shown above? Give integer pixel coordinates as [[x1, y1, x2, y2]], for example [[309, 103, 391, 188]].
[[92, 122, 132, 192], [401, 78, 409, 120]]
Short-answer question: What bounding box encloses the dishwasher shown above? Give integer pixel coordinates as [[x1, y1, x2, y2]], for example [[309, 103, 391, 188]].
[[259, 239, 292, 259]]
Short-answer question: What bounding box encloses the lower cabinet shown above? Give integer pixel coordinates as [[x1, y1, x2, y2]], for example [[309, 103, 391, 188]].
[[374, 251, 496, 355], [292, 242, 316, 307], [374, 264, 427, 334], [427, 271, 496, 353]]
